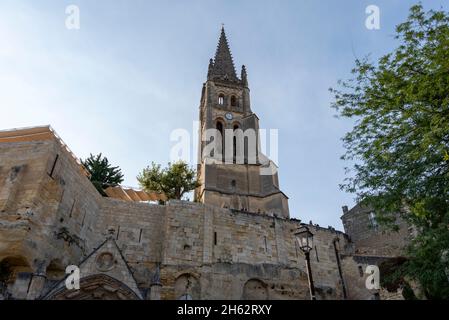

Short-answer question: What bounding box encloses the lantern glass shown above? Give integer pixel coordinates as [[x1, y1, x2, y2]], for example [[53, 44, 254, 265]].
[[294, 226, 314, 253]]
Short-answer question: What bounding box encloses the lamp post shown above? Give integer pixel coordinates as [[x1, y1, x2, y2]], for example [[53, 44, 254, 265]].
[[294, 225, 316, 300]]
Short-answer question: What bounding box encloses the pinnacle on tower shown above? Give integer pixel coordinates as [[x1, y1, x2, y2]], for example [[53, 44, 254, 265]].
[[209, 26, 238, 82], [241, 65, 248, 87]]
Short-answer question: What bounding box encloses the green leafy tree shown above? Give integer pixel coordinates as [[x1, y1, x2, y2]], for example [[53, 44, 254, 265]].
[[137, 161, 200, 200], [81, 153, 124, 196], [331, 4, 449, 299]]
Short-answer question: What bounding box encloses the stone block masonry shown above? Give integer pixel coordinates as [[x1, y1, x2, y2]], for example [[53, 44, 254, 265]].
[[0, 129, 373, 299]]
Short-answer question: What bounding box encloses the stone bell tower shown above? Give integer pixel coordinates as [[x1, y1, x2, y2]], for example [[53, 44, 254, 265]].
[[195, 27, 289, 218]]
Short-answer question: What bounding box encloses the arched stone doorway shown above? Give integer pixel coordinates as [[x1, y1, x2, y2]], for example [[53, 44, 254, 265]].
[[47, 274, 141, 300], [0, 256, 32, 299]]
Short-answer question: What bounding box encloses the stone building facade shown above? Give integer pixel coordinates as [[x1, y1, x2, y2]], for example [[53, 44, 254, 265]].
[[339, 204, 414, 299], [341, 204, 412, 257], [0, 28, 410, 300]]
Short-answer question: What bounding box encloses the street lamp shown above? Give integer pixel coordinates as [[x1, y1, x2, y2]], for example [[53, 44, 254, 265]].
[[294, 225, 316, 300]]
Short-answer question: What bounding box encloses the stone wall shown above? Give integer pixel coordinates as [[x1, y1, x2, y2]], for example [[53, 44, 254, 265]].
[[134, 199, 350, 299], [338, 204, 415, 300], [1, 136, 375, 300], [95, 197, 352, 299], [99, 198, 166, 263], [341, 204, 411, 256], [0, 137, 103, 299]]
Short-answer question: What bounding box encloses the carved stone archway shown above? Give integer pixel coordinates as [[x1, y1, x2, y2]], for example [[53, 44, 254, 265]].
[[47, 274, 141, 300]]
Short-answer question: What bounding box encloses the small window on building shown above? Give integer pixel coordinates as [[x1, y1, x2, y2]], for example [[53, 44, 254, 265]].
[[369, 211, 378, 231], [48, 154, 60, 178], [231, 95, 237, 107], [358, 265, 364, 277], [218, 94, 225, 106]]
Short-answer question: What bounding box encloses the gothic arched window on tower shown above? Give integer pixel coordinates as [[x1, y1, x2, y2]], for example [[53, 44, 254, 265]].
[[231, 95, 237, 107], [244, 135, 249, 165], [216, 121, 224, 162], [218, 94, 225, 106], [233, 124, 239, 163]]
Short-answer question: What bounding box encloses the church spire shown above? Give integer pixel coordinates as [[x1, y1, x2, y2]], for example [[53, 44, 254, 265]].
[[208, 26, 238, 82]]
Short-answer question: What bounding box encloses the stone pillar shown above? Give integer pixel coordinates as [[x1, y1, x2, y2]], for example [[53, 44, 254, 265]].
[[26, 260, 47, 300], [26, 273, 47, 300], [148, 264, 162, 300], [149, 283, 162, 300]]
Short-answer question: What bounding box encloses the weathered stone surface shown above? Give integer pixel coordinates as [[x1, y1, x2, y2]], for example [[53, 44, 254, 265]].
[[341, 204, 412, 257], [0, 134, 358, 299]]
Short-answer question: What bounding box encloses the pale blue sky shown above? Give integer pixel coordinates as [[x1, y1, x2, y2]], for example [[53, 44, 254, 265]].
[[0, 1, 446, 229]]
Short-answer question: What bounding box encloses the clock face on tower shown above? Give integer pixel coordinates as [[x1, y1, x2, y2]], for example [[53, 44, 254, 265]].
[[225, 112, 233, 120]]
